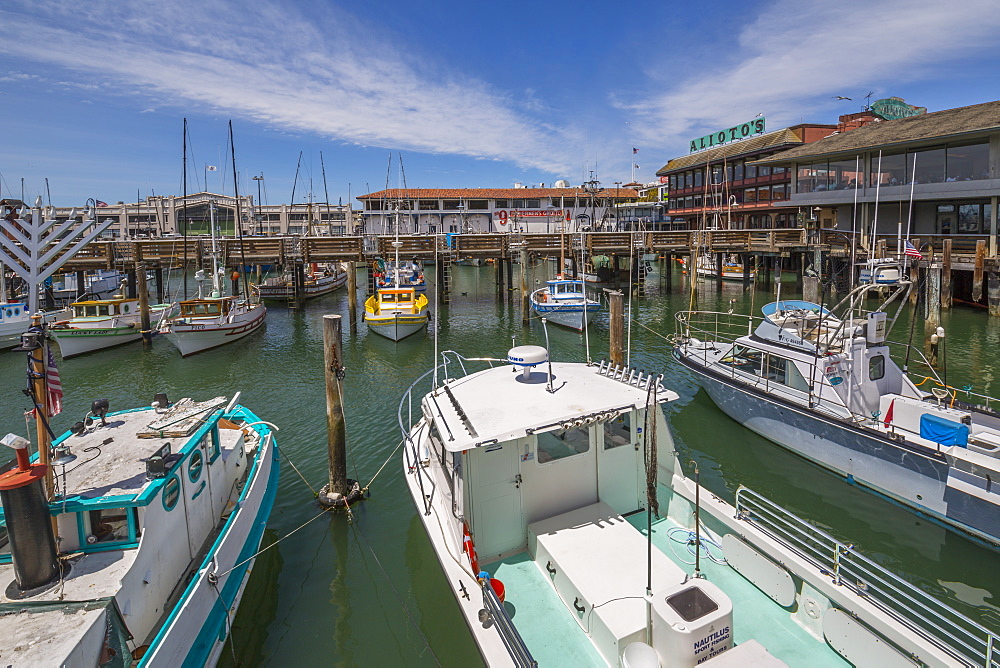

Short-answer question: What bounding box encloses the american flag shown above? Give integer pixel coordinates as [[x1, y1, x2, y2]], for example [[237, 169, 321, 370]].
[[632, 147, 639, 154], [46, 347, 62, 417], [95, 200, 108, 207], [904, 240, 922, 259]]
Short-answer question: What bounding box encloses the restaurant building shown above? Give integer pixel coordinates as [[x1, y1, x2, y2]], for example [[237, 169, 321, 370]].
[[357, 184, 637, 235], [754, 99, 1000, 254], [656, 122, 851, 229]]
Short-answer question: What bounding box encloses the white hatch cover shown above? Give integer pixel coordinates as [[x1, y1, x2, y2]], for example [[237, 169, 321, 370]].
[[721, 534, 796, 607], [823, 608, 918, 668]]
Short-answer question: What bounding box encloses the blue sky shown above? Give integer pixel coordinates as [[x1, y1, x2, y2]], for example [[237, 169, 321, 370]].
[[1, 0, 999, 207]]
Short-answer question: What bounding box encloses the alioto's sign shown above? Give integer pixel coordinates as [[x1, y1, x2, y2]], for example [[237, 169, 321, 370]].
[[495, 210, 566, 225], [690, 118, 765, 153]]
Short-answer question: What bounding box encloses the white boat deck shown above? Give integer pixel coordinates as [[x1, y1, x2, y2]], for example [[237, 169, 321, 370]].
[[428, 362, 676, 452]]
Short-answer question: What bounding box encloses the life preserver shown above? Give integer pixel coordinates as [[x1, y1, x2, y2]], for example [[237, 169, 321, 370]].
[[462, 523, 480, 573], [231, 271, 240, 281]]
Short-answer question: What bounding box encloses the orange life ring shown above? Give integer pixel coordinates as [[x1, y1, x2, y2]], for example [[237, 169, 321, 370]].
[[463, 524, 480, 573]]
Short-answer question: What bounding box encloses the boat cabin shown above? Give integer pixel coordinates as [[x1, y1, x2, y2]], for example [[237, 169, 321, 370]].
[[540, 279, 586, 301], [178, 297, 233, 318], [70, 297, 137, 319], [0, 302, 27, 323], [372, 288, 421, 313]]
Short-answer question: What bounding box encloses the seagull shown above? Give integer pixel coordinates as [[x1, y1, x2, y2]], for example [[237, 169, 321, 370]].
[[833, 96, 852, 101]]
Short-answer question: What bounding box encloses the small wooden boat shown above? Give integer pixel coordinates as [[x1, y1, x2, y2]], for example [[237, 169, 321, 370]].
[[50, 296, 175, 357], [529, 279, 601, 331], [364, 286, 429, 341], [255, 262, 347, 300]]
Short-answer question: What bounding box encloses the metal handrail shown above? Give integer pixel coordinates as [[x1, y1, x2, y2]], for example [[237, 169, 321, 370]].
[[482, 579, 537, 667], [736, 487, 1000, 667]]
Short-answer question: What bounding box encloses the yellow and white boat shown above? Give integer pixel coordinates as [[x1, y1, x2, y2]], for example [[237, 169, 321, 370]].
[[364, 287, 429, 341]]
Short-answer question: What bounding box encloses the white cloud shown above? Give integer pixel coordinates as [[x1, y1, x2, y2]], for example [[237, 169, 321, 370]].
[[0, 0, 579, 174], [624, 0, 1000, 153]]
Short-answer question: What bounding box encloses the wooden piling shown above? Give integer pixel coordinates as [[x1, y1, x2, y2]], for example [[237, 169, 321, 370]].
[[154, 267, 164, 303], [135, 261, 152, 346], [925, 265, 941, 325], [521, 246, 529, 325], [321, 314, 349, 504], [974, 240, 986, 303], [75, 270, 86, 299], [989, 271, 1000, 317], [506, 258, 514, 299], [664, 253, 673, 289], [609, 290, 624, 366], [294, 261, 306, 308], [715, 253, 724, 292], [941, 239, 952, 309], [347, 261, 357, 335]]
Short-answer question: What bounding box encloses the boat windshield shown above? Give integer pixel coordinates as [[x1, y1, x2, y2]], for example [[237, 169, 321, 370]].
[[181, 302, 222, 317]]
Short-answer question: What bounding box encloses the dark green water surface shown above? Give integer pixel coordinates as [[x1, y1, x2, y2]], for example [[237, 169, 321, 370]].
[[2, 261, 998, 666]]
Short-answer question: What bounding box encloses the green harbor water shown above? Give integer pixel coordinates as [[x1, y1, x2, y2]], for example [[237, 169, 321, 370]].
[[3, 261, 999, 666]]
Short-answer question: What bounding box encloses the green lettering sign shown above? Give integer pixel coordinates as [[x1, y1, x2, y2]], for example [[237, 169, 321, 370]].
[[689, 118, 765, 154]]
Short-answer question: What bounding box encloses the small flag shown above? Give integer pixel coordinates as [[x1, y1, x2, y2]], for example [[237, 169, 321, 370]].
[[632, 147, 639, 154], [46, 347, 62, 417], [95, 200, 108, 207], [206, 165, 218, 171], [633, 163, 639, 169], [904, 240, 922, 259], [883, 399, 894, 427]]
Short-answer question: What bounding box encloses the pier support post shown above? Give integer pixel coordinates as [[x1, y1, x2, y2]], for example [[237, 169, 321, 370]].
[[506, 257, 514, 300], [795, 254, 804, 291], [293, 261, 306, 309], [664, 253, 673, 290], [135, 261, 152, 347], [520, 247, 529, 326], [75, 270, 86, 300], [925, 265, 941, 327], [154, 267, 164, 303], [609, 290, 624, 366], [989, 271, 1000, 317], [125, 269, 137, 298], [347, 261, 357, 335], [942, 239, 952, 309], [741, 254, 751, 291], [974, 240, 986, 303], [495, 256, 503, 300], [715, 253, 724, 292], [319, 314, 360, 508]]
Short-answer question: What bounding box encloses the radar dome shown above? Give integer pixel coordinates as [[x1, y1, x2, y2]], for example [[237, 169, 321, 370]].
[[553, 179, 571, 188]]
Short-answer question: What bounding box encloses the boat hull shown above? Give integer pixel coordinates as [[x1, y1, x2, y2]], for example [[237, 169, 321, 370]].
[[138, 420, 279, 667], [257, 272, 347, 300], [165, 306, 267, 356], [365, 313, 428, 341], [677, 351, 1000, 545], [0, 307, 71, 348], [530, 302, 600, 331], [50, 326, 145, 357]]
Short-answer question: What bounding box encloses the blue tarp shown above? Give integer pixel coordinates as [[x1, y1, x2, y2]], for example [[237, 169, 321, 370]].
[[919, 413, 969, 447]]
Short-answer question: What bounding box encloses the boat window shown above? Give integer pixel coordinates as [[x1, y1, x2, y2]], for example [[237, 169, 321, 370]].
[[870, 355, 885, 381], [73, 306, 86, 317], [86, 305, 99, 317], [188, 450, 204, 482], [763, 355, 786, 384], [537, 426, 590, 463], [603, 412, 632, 449], [85, 508, 132, 545], [784, 360, 811, 392], [98, 305, 110, 316], [382, 294, 396, 303], [721, 345, 765, 375], [163, 476, 181, 511]]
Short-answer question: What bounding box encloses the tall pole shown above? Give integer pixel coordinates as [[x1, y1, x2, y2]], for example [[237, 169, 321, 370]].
[[25, 315, 53, 500], [520, 245, 529, 325], [136, 260, 152, 347], [347, 261, 358, 335]]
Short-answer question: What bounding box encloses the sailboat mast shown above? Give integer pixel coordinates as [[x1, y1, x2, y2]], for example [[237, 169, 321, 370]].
[[209, 201, 221, 298], [230, 120, 251, 299], [182, 118, 189, 299]]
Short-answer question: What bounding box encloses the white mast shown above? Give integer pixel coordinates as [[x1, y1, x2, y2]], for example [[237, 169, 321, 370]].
[[209, 201, 222, 298]]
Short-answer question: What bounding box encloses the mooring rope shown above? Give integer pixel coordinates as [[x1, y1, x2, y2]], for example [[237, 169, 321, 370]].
[[213, 507, 332, 580], [365, 439, 404, 492], [278, 448, 320, 496]]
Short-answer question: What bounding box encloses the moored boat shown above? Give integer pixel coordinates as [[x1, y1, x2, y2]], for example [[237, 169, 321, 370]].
[[400, 346, 999, 666], [0, 300, 70, 348], [0, 319, 279, 666], [255, 262, 347, 300], [50, 295, 175, 357], [364, 286, 428, 341], [673, 259, 1000, 547], [529, 279, 601, 331]]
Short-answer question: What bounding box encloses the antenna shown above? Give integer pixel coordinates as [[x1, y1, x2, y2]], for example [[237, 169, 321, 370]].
[[863, 91, 875, 111], [541, 318, 555, 393]]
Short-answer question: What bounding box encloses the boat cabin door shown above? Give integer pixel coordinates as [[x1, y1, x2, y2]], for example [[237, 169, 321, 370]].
[[468, 440, 524, 562], [598, 409, 643, 515]]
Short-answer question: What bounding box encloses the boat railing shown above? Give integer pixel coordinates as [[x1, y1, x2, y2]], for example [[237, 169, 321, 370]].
[[735, 487, 1000, 668], [481, 577, 537, 667], [885, 339, 1000, 412], [674, 309, 757, 343]]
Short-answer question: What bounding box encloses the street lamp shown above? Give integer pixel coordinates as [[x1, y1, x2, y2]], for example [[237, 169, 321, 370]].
[[252, 174, 264, 235]]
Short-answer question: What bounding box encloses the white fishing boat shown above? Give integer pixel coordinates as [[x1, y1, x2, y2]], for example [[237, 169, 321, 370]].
[[0, 321, 279, 666], [674, 258, 1000, 547], [161, 202, 267, 356], [530, 279, 601, 331], [400, 345, 999, 667], [255, 262, 347, 300], [364, 286, 429, 341], [49, 294, 176, 358], [49, 269, 126, 302], [376, 259, 427, 293], [682, 253, 753, 281]]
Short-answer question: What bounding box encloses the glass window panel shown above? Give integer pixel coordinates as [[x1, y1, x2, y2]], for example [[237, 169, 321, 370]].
[[87, 508, 131, 544], [759, 165, 771, 177], [694, 171, 703, 188], [829, 158, 862, 190], [985, 204, 993, 234], [603, 412, 632, 450], [734, 162, 744, 181], [870, 153, 906, 187], [745, 164, 758, 179], [495, 199, 508, 208], [537, 427, 590, 463], [525, 199, 540, 209], [911, 147, 946, 184], [726, 164, 734, 182], [869, 355, 885, 381], [684, 172, 693, 188], [711, 166, 723, 184], [744, 188, 757, 202], [958, 204, 982, 233], [946, 142, 989, 181], [773, 166, 786, 175], [757, 186, 771, 201]]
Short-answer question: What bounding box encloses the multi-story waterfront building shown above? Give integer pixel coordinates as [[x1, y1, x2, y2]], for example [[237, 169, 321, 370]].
[[33, 192, 356, 238], [756, 99, 1000, 254], [357, 183, 638, 234], [656, 122, 848, 230]]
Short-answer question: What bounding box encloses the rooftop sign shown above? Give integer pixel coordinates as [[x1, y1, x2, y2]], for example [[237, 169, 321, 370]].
[[690, 118, 765, 153], [870, 98, 926, 120]]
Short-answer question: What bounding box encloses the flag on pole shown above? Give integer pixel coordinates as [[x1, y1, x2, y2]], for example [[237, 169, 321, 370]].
[[883, 399, 894, 427], [632, 147, 639, 154], [633, 163, 639, 169], [46, 347, 62, 417], [206, 165, 218, 171], [904, 240, 922, 259], [95, 200, 108, 207]]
